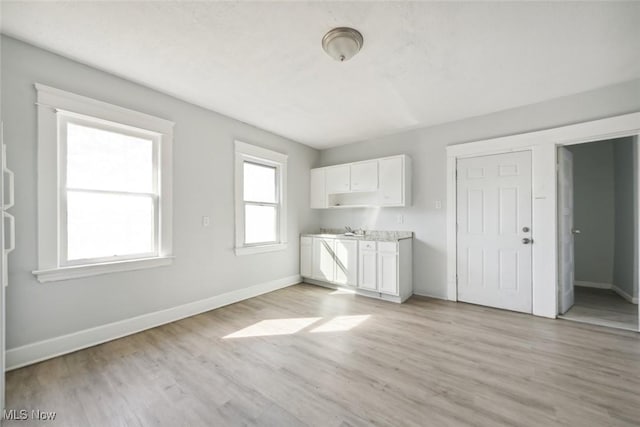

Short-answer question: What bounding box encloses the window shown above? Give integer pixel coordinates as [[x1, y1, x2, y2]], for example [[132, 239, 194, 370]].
[[235, 141, 287, 255], [33, 84, 174, 282]]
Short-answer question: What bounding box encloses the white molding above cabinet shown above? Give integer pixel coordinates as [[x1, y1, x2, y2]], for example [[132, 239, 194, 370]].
[[310, 155, 411, 209]]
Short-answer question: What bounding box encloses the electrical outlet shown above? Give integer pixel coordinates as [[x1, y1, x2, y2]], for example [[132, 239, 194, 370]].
[[435, 200, 442, 209], [202, 216, 210, 227], [397, 214, 404, 224]]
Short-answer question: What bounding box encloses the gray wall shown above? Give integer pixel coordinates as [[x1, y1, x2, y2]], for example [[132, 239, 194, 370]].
[[567, 141, 615, 284], [319, 79, 640, 298], [1, 36, 321, 349], [613, 137, 638, 299]]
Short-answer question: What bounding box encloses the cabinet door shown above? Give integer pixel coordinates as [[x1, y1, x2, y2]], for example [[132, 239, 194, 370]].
[[378, 251, 398, 295], [379, 157, 403, 205], [325, 165, 350, 194], [310, 168, 326, 209], [350, 161, 378, 192], [300, 237, 313, 277], [312, 238, 335, 282], [358, 250, 377, 290], [334, 239, 357, 286]]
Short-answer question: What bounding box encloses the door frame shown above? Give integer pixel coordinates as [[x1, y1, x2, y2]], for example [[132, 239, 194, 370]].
[[446, 112, 640, 318]]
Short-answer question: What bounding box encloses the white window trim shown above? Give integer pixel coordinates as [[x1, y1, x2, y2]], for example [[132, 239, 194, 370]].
[[33, 83, 174, 283], [234, 140, 288, 256]]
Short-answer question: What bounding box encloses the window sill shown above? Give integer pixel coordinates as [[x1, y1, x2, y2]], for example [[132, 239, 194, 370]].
[[32, 256, 174, 283], [235, 243, 287, 256]]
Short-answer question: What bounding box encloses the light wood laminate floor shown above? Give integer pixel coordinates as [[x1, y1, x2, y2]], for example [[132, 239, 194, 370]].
[[559, 286, 638, 331], [6, 284, 640, 427]]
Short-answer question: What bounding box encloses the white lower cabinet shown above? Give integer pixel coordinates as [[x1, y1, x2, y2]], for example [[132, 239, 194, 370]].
[[300, 237, 312, 278], [335, 239, 357, 286], [312, 238, 336, 282], [358, 250, 377, 291], [302, 236, 412, 303]]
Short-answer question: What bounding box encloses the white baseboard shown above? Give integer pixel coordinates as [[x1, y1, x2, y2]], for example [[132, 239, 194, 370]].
[[574, 281, 612, 289], [611, 284, 639, 304], [574, 281, 638, 304], [6, 275, 301, 371], [412, 290, 448, 300]]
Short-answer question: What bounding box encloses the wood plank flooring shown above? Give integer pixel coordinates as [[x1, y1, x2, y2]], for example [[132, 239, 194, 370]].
[[559, 286, 638, 331], [5, 283, 640, 427]]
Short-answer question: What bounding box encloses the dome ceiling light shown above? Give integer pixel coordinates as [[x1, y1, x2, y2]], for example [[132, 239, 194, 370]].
[[321, 27, 364, 62]]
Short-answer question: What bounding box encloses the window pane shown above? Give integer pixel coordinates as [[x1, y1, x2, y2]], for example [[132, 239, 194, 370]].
[[67, 191, 155, 261], [244, 204, 277, 244], [243, 162, 276, 203], [67, 122, 154, 193]]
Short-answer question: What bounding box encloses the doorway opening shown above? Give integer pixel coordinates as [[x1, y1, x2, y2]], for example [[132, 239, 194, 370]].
[[557, 136, 639, 331]]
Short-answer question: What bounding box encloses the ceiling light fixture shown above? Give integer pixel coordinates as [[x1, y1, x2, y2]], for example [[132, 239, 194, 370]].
[[322, 27, 363, 62]]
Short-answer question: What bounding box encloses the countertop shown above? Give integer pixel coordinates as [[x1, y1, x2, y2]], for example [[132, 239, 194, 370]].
[[301, 229, 413, 242]]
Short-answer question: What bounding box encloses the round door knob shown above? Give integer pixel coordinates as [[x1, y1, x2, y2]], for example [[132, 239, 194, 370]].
[[522, 238, 532, 244]]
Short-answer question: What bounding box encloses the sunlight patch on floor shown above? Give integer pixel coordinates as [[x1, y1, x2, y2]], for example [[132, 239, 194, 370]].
[[223, 317, 321, 338], [223, 315, 371, 338], [330, 289, 356, 295], [310, 315, 370, 333]]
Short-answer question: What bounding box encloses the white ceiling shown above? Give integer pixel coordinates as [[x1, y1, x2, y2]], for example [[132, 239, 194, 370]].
[[2, 2, 639, 149]]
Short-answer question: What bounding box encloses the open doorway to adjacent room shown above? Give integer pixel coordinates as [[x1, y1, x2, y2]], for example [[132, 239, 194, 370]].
[[557, 136, 639, 331]]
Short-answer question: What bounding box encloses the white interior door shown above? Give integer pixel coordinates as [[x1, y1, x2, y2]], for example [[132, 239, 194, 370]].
[[457, 151, 533, 313], [558, 147, 575, 314]]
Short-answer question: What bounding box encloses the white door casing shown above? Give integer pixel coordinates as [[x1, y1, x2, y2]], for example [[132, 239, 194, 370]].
[[557, 147, 575, 314], [457, 151, 533, 313]]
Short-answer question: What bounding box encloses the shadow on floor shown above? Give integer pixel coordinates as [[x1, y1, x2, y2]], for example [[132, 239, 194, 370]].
[[559, 286, 638, 331]]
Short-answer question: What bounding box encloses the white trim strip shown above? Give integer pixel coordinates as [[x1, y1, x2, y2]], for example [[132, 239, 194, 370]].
[[32, 256, 174, 283], [611, 284, 639, 304], [574, 281, 612, 289], [234, 140, 288, 163], [6, 275, 302, 370], [35, 83, 174, 133], [235, 243, 288, 256]]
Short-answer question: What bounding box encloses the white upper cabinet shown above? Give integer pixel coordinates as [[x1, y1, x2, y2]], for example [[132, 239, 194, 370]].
[[378, 157, 403, 205], [310, 155, 411, 208], [325, 165, 350, 194], [350, 160, 378, 192], [310, 168, 327, 209]]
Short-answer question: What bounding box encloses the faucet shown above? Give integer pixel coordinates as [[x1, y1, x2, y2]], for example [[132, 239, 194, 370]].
[[345, 226, 365, 236]]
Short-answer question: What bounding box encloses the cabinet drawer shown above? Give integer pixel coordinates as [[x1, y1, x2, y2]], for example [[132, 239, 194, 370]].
[[359, 241, 376, 251], [377, 242, 398, 253]]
